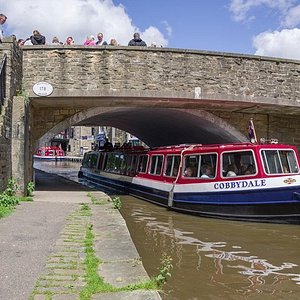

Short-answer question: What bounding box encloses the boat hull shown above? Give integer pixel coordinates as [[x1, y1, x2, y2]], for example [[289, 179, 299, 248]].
[[80, 170, 300, 224]]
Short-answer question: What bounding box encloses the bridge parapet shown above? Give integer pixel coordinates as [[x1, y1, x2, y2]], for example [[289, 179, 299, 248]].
[[22, 45, 300, 108]]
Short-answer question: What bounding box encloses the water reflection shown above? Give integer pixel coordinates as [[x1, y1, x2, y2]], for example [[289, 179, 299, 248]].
[[34, 160, 300, 299], [120, 197, 300, 299]]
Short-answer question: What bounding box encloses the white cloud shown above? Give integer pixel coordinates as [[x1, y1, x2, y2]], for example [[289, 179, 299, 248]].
[[253, 28, 300, 59], [229, 0, 294, 22], [143, 26, 168, 47], [281, 4, 300, 26], [0, 0, 168, 46]]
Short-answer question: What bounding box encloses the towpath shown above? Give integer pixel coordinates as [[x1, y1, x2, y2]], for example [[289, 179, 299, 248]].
[[0, 169, 161, 300]]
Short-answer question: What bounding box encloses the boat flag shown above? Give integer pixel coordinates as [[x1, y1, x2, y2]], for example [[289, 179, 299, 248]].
[[248, 118, 257, 143]]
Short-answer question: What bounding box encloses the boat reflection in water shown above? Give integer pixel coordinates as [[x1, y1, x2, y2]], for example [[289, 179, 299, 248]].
[[120, 196, 300, 299]]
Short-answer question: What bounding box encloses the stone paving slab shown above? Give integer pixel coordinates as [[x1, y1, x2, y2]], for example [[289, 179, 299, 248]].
[[1, 170, 161, 300], [92, 204, 156, 290], [92, 290, 162, 300]]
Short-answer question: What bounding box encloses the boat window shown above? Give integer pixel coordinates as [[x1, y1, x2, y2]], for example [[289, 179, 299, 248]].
[[97, 153, 104, 170], [104, 153, 124, 173], [124, 155, 133, 176], [82, 153, 89, 167], [164, 155, 181, 177], [222, 151, 256, 177], [102, 153, 108, 171], [138, 155, 148, 173], [149, 155, 164, 176], [183, 154, 217, 178], [129, 155, 138, 176], [261, 149, 299, 174], [88, 153, 98, 168]]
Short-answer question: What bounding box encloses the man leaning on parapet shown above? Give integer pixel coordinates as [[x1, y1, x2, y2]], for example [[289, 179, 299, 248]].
[[0, 13, 7, 43]]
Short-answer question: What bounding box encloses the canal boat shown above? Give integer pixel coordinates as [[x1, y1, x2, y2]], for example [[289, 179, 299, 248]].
[[34, 145, 65, 160], [78, 141, 300, 224]]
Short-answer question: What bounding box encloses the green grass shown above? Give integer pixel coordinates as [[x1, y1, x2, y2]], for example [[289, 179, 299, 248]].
[[80, 224, 114, 299], [0, 206, 13, 218], [87, 192, 106, 205], [19, 196, 34, 202], [79, 221, 160, 300]]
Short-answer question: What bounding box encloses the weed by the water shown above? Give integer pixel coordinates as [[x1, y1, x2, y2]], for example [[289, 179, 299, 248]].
[[153, 254, 173, 288], [112, 196, 122, 209]]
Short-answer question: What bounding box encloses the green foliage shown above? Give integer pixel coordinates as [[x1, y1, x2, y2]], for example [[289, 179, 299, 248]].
[[153, 254, 173, 288], [112, 196, 122, 209], [0, 178, 19, 209], [27, 181, 35, 196], [5, 178, 18, 197]]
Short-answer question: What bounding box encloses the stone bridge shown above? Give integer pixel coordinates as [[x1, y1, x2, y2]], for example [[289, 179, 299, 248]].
[[1, 37, 300, 192]]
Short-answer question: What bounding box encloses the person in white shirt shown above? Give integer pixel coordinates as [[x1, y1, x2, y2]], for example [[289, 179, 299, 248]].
[[0, 14, 7, 43]]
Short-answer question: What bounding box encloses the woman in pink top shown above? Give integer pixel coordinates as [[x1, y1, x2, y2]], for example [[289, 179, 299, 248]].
[[84, 35, 96, 46]]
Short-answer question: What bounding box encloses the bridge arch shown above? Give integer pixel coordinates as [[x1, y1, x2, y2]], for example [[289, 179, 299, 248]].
[[37, 107, 247, 148]]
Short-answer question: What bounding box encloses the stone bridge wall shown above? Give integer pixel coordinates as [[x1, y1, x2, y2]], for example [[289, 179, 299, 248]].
[[22, 46, 300, 148], [1, 44, 300, 192], [22, 46, 300, 102], [0, 39, 23, 190]]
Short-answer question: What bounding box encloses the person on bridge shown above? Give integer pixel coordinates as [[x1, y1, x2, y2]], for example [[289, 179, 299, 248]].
[[30, 30, 46, 45], [128, 32, 147, 46], [96, 32, 108, 45], [84, 35, 96, 46], [65, 36, 74, 45], [109, 38, 119, 46], [0, 13, 7, 43]]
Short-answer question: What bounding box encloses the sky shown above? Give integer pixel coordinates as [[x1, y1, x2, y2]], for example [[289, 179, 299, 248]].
[[2, 0, 300, 59]]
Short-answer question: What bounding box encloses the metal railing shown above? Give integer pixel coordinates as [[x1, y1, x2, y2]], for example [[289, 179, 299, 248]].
[[0, 54, 7, 109]]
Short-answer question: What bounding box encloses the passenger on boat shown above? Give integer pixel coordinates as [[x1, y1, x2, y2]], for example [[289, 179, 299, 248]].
[[104, 138, 113, 151], [244, 164, 255, 175], [184, 167, 194, 177], [226, 164, 238, 177], [200, 165, 213, 178]]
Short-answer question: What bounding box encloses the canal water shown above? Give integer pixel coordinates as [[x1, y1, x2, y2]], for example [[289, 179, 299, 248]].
[[34, 160, 300, 300]]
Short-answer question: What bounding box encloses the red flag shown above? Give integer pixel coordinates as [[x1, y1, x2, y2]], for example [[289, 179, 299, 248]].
[[248, 118, 257, 143]]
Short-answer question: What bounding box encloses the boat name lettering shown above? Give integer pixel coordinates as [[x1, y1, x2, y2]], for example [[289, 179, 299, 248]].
[[214, 179, 266, 190]]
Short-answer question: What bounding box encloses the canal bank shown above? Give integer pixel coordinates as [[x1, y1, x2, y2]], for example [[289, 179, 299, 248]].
[[0, 169, 161, 300]]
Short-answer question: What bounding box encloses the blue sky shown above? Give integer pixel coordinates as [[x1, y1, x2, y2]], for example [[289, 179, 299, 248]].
[[2, 0, 300, 59]]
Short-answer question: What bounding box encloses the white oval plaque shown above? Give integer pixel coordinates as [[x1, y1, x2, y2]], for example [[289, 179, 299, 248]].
[[33, 82, 53, 96]]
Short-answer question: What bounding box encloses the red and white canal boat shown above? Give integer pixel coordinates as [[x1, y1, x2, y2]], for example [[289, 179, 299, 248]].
[[34, 146, 65, 160], [78, 138, 300, 224]]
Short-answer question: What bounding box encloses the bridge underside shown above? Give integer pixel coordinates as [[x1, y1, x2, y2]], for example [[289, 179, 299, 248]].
[[75, 108, 246, 147]]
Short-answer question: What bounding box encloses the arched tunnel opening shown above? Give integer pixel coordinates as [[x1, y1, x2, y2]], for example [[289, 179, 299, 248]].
[[74, 108, 247, 148]]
